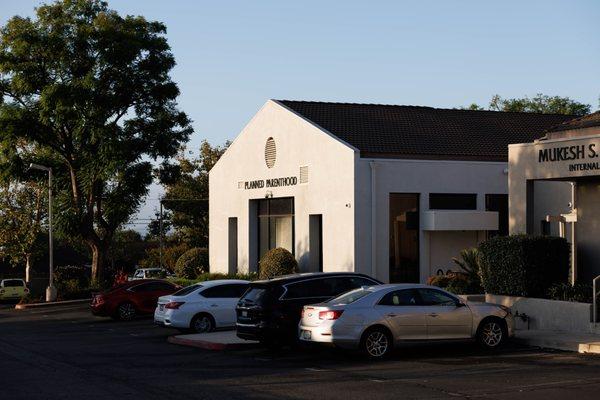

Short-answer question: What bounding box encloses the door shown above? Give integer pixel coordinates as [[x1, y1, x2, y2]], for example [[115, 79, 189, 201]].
[[131, 282, 175, 313], [228, 217, 238, 274], [200, 284, 249, 326], [416, 288, 472, 339], [389, 194, 420, 283], [309, 214, 323, 272], [375, 289, 428, 340]]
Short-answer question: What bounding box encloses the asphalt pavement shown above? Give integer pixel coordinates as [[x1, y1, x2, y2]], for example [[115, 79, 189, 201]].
[[1, 303, 600, 400]]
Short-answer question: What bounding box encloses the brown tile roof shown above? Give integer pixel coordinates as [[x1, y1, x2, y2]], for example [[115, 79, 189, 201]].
[[545, 111, 600, 133], [276, 100, 576, 161]]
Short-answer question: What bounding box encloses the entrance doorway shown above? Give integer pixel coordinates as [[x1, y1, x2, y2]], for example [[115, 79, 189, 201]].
[[389, 193, 420, 283], [256, 197, 294, 268], [309, 214, 323, 272]]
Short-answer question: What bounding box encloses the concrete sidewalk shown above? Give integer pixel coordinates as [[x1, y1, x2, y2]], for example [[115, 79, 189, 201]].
[[168, 330, 259, 351], [514, 329, 600, 354]]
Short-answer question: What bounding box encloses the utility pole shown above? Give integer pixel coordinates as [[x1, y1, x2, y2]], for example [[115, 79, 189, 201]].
[[29, 163, 56, 302]]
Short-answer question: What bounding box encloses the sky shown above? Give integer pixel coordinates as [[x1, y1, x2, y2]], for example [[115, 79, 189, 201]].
[[1, 0, 599, 231]]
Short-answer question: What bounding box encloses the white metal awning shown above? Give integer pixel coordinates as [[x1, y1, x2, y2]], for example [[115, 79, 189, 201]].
[[421, 210, 499, 231]]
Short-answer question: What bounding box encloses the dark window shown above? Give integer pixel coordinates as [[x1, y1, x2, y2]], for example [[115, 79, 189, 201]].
[[201, 284, 248, 298], [417, 288, 457, 306], [379, 289, 421, 306], [239, 287, 269, 305], [3, 280, 25, 287], [173, 284, 203, 297], [429, 193, 477, 210], [486, 194, 509, 237], [541, 220, 551, 236], [389, 193, 420, 283]]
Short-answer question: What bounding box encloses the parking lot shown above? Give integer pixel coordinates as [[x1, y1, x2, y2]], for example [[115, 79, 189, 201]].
[[1, 303, 600, 400]]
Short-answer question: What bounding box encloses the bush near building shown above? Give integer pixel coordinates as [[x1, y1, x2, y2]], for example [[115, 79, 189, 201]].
[[175, 248, 209, 279], [258, 248, 298, 280], [478, 235, 570, 298], [168, 272, 258, 287]]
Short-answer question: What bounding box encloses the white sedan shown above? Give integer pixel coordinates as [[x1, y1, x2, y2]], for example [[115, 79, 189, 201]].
[[299, 284, 514, 358], [154, 279, 249, 333]]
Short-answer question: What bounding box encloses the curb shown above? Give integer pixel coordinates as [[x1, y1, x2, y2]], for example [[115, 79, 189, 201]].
[[167, 335, 259, 351], [513, 335, 600, 354], [14, 298, 90, 310]]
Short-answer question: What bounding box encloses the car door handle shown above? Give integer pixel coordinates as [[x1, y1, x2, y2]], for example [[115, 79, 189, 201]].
[[428, 313, 439, 317], [211, 304, 218, 307], [387, 313, 397, 317]]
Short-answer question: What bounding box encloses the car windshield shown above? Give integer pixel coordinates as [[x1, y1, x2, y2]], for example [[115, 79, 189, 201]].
[[3, 280, 24, 287], [328, 288, 372, 305], [172, 284, 202, 296]]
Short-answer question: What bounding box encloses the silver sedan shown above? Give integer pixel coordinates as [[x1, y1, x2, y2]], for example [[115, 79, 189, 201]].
[[299, 284, 514, 358]]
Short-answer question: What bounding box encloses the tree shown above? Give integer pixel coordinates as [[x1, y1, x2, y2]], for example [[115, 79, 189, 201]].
[[160, 140, 229, 247], [0, 1, 192, 281], [0, 181, 46, 282], [464, 94, 591, 116]]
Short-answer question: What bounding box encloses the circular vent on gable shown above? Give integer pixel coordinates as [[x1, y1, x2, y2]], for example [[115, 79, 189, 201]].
[[265, 137, 276, 168]]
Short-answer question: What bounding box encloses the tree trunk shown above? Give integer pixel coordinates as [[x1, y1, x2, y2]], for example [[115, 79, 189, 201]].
[[25, 254, 32, 284], [89, 242, 106, 283]]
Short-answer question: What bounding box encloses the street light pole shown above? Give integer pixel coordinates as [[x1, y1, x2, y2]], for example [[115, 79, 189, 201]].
[[29, 163, 57, 302]]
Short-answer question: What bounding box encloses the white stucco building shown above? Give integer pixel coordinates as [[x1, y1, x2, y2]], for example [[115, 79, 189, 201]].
[[209, 100, 573, 283], [509, 111, 600, 283]]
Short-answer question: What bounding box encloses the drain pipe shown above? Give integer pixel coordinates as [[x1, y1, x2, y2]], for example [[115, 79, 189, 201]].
[[370, 161, 377, 279], [571, 182, 577, 285]]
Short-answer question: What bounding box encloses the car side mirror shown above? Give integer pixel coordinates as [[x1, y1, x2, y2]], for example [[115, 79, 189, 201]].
[[455, 300, 466, 307]]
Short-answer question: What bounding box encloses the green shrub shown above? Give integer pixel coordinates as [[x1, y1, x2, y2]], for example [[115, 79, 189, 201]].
[[479, 235, 570, 298], [258, 248, 298, 280], [428, 272, 482, 295], [174, 248, 209, 278], [547, 282, 592, 303]]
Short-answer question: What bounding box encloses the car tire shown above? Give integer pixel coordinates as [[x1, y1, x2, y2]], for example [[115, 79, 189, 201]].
[[116, 302, 137, 321], [360, 326, 393, 359], [477, 318, 507, 350], [190, 313, 215, 333]]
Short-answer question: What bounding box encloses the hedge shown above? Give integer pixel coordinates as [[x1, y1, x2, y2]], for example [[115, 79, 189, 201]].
[[258, 248, 298, 280], [478, 235, 570, 298], [175, 248, 209, 279]]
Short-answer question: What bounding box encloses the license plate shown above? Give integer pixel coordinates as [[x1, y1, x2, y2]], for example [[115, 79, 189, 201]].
[[301, 330, 311, 340], [241, 311, 247, 317]]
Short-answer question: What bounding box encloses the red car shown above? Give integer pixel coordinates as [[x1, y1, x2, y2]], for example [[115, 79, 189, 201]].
[[91, 279, 180, 320]]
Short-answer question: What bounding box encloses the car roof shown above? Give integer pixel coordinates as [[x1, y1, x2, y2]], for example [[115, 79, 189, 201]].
[[365, 283, 449, 292], [250, 272, 381, 286], [194, 279, 250, 287]]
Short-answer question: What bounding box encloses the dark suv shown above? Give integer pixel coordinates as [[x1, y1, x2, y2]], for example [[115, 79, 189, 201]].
[[236, 273, 381, 344]]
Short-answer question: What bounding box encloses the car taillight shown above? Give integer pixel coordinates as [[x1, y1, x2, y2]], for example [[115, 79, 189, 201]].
[[165, 301, 185, 310], [318, 310, 344, 320]]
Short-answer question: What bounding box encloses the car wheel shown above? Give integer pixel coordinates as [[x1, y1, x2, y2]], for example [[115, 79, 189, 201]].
[[361, 327, 393, 359], [116, 302, 136, 321], [190, 314, 214, 333], [477, 318, 506, 350]]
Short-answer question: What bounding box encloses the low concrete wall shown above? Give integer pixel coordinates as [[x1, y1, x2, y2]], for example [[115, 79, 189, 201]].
[[486, 294, 592, 333]]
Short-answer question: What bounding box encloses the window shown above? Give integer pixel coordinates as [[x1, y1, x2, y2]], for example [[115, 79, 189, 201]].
[[486, 194, 508, 237], [201, 284, 250, 298], [239, 287, 269, 305], [417, 288, 457, 306], [429, 193, 477, 210], [283, 279, 330, 299], [379, 289, 420, 306], [328, 288, 373, 305], [173, 284, 203, 297], [389, 193, 420, 283], [2, 280, 25, 287], [257, 198, 294, 267]]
